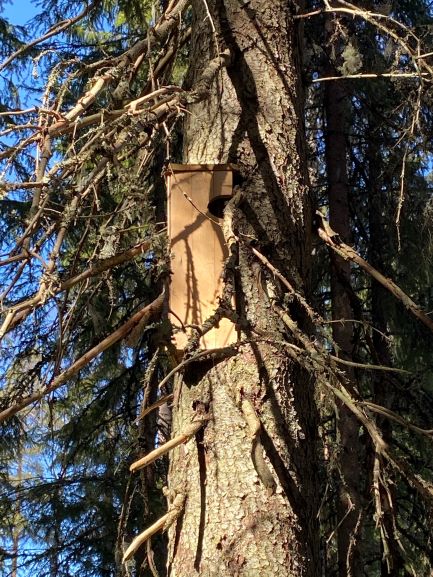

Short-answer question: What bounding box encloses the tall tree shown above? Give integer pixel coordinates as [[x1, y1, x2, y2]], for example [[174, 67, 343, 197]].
[[164, 1, 320, 575], [323, 37, 364, 577], [2, 1, 433, 577]]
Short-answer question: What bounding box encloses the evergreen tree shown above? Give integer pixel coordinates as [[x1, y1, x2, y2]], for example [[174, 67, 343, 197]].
[[1, 1, 433, 576]]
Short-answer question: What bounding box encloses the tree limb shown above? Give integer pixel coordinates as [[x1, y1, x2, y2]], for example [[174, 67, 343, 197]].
[[0, 1, 101, 73], [1, 239, 153, 335], [0, 291, 165, 424], [122, 493, 185, 563], [130, 418, 206, 472], [316, 212, 433, 334]]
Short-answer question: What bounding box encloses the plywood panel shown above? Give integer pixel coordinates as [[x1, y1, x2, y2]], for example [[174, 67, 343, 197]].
[[167, 165, 236, 350]]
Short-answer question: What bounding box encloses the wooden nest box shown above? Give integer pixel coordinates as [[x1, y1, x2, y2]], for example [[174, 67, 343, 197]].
[[166, 164, 237, 350]]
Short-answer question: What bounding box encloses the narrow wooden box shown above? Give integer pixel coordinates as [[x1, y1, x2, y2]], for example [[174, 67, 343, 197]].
[[166, 164, 237, 350]]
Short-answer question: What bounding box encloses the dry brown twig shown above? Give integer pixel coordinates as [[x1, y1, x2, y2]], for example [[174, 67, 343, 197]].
[[122, 492, 185, 563], [0, 239, 154, 336], [316, 212, 433, 334], [0, 1, 100, 73], [0, 292, 165, 424]]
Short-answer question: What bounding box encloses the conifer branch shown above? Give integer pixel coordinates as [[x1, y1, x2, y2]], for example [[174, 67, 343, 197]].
[[316, 212, 433, 334], [0, 2, 100, 73], [0, 292, 165, 424], [0, 239, 154, 336]]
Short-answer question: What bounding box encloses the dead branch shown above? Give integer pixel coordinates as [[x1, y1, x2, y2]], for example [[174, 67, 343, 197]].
[[361, 401, 433, 438], [329, 380, 433, 503], [130, 418, 207, 472], [313, 72, 429, 82], [316, 212, 433, 334], [0, 291, 165, 424], [136, 393, 174, 422], [122, 493, 185, 563], [1, 239, 153, 335], [328, 355, 410, 374], [61, 0, 190, 123], [157, 345, 239, 390]]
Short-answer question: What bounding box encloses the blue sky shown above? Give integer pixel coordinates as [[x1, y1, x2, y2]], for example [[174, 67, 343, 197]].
[[2, 0, 38, 25]]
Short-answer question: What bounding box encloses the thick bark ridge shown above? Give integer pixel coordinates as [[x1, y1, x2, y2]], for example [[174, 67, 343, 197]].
[[167, 2, 319, 576]]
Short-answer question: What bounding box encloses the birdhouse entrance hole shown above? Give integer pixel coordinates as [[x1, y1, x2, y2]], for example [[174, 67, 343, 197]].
[[166, 164, 237, 350], [207, 194, 232, 219]]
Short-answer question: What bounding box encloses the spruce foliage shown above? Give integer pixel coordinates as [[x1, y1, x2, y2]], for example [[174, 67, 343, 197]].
[[1, 1, 433, 576]]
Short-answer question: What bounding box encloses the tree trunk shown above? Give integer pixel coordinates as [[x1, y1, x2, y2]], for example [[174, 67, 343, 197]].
[[324, 66, 364, 577], [367, 121, 405, 577], [166, 2, 320, 576]]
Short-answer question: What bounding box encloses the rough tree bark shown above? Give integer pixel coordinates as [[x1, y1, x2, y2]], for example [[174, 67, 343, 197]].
[[166, 2, 320, 576]]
